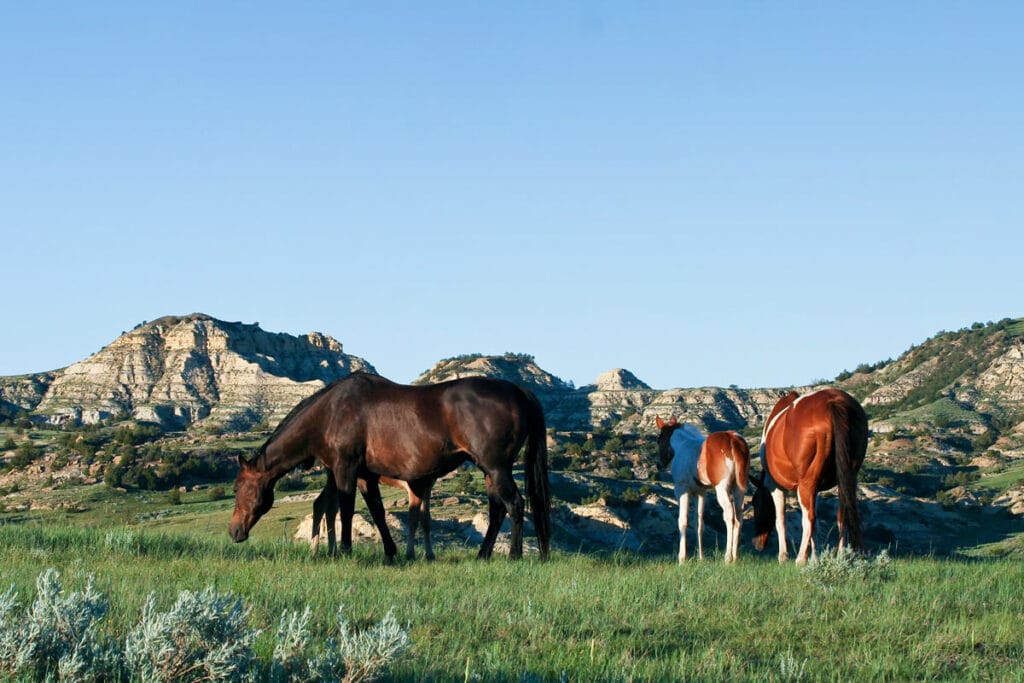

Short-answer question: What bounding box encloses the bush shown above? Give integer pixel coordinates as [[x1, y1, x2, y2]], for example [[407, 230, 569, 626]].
[[11, 441, 44, 470], [801, 548, 895, 590], [208, 485, 226, 501], [313, 606, 412, 683], [0, 568, 114, 682], [1, 568, 412, 683], [124, 587, 256, 682]]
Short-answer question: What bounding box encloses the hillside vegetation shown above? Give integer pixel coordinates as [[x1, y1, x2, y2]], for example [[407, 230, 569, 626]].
[[2, 316, 1024, 558]]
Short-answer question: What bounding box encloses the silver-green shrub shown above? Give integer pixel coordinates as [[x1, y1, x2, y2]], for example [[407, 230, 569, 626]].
[[312, 606, 412, 683], [124, 586, 258, 682], [2, 568, 412, 682], [0, 568, 113, 681], [801, 547, 895, 590], [268, 606, 315, 682]]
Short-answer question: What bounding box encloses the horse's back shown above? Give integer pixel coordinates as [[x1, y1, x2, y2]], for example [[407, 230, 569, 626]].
[[700, 431, 750, 489], [766, 388, 865, 489]]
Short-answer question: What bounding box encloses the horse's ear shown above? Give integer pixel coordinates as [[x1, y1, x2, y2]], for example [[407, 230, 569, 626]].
[[237, 453, 250, 469], [656, 416, 666, 429]]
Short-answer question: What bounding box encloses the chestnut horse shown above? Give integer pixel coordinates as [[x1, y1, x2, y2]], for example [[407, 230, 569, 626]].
[[655, 418, 750, 563], [230, 372, 551, 563], [311, 474, 438, 560], [751, 388, 868, 564]]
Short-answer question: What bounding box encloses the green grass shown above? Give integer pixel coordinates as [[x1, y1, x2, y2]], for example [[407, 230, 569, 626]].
[[0, 524, 1021, 681], [971, 461, 1024, 494]]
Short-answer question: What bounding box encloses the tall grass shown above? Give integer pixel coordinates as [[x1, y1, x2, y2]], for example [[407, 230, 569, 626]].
[[1, 525, 1021, 681]]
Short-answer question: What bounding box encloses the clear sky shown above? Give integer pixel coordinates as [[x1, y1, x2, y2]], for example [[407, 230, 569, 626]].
[[2, 3, 1021, 390]]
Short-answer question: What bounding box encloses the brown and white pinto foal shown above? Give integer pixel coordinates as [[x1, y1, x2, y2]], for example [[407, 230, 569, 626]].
[[751, 388, 868, 565], [655, 418, 750, 563], [312, 475, 437, 560]]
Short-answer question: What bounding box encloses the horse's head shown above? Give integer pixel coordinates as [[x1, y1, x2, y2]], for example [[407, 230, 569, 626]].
[[654, 416, 679, 469], [749, 471, 775, 551], [228, 454, 276, 543]]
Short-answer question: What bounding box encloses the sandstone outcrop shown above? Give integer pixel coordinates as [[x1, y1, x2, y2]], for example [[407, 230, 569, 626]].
[[26, 314, 376, 428]]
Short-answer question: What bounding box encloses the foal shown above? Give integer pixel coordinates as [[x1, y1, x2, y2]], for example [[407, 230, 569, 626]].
[[655, 417, 750, 563], [311, 475, 437, 560]]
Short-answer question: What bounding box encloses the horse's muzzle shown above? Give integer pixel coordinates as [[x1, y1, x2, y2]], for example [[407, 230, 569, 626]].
[[228, 522, 249, 543]]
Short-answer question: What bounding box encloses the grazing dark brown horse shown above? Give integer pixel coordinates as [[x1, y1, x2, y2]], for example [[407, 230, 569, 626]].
[[230, 372, 551, 562], [751, 388, 868, 564], [311, 474, 438, 560], [655, 418, 750, 563]]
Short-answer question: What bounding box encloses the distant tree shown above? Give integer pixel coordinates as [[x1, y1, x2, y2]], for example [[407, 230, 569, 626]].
[[11, 441, 43, 469], [603, 437, 623, 453]]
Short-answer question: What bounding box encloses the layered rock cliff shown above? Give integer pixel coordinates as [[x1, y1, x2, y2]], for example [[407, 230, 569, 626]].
[[13, 314, 376, 428]]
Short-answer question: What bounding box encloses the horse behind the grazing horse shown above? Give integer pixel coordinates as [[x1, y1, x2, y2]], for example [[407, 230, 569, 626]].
[[312, 474, 437, 560], [655, 418, 750, 563], [230, 372, 551, 563], [751, 388, 868, 565]]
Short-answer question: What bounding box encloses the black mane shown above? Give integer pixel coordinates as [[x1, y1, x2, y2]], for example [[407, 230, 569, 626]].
[[247, 377, 346, 466]]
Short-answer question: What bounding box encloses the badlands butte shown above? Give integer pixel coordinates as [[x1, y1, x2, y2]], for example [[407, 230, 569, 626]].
[[1, 313, 1023, 557]]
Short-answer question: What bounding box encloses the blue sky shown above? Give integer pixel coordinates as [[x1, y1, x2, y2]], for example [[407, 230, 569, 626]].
[[2, 3, 1021, 390]]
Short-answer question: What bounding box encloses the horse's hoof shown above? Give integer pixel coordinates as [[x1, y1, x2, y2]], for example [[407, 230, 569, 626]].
[[384, 555, 396, 566]]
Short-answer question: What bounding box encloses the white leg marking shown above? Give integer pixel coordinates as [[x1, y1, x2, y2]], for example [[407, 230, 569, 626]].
[[696, 493, 705, 560], [771, 488, 788, 563], [715, 482, 735, 563], [678, 492, 690, 563], [796, 496, 815, 566]]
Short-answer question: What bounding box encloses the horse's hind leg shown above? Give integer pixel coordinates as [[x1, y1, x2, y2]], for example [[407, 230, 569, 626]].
[[480, 469, 524, 560], [795, 484, 818, 566], [405, 487, 421, 561], [715, 482, 738, 563], [731, 485, 745, 562], [696, 493, 706, 560], [411, 479, 435, 561], [771, 488, 788, 563], [677, 491, 690, 563]]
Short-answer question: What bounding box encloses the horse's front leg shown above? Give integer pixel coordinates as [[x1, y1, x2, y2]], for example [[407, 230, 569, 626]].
[[331, 462, 361, 556], [359, 476, 398, 565]]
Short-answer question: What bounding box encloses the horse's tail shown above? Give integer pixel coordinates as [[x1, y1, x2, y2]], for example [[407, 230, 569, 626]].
[[830, 393, 868, 551], [522, 388, 552, 559], [731, 432, 750, 491]]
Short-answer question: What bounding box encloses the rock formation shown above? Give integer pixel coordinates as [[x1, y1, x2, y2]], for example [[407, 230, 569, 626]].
[[12, 314, 376, 428]]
